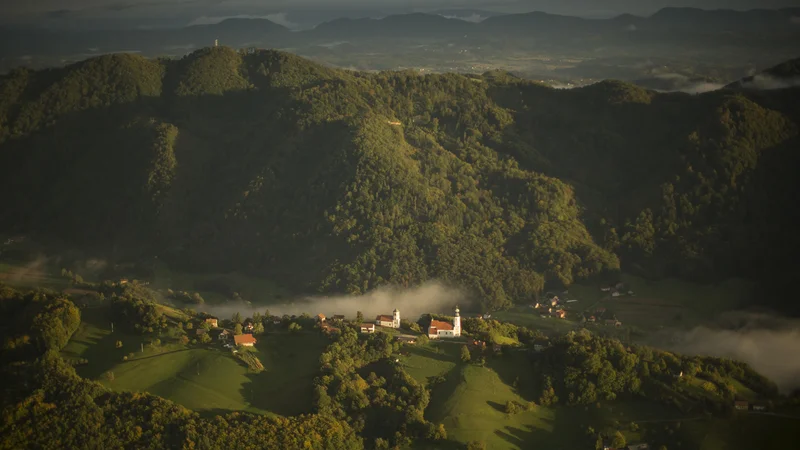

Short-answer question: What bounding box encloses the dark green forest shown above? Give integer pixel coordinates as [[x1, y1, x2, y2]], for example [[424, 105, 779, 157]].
[[2, 48, 799, 312]]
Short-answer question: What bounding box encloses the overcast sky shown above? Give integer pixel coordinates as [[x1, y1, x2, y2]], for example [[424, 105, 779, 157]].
[[2, 0, 799, 25]]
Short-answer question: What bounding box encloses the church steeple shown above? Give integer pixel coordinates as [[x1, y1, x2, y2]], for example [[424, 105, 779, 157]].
[[453, 305, 461, 336]]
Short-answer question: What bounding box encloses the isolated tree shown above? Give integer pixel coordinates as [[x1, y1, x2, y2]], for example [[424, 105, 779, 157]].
[[264, 308, 270, 318], [356, 311, 364, 324], [234, 323, 243, 335], [253, 321, 265, 335], [460, 345, 471, 363], [289, 322, 302, 332], [611, 431, 627, 449], [233, 312, 242, 324]]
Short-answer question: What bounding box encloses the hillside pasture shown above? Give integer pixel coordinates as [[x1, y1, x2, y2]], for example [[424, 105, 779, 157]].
[[62, 305, 327, 416]]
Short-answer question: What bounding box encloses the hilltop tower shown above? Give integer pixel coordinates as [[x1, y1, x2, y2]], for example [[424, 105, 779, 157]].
[[453, 306, 461, 337], [393, 308, 400, 328], [214, 39, 219, 47]]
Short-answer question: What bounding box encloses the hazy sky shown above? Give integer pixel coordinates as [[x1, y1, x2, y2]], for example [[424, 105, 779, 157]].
[[2, 0, 799, 24]]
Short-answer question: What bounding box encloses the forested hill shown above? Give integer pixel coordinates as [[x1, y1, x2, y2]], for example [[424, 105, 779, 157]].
[[1, 48, 799, 312]]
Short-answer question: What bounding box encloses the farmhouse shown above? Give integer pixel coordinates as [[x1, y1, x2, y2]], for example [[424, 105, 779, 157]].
[[376, 309, 400, 328], [552, 309, 566, 319], [428, 307, 462, 339], [204, 317, 219, 328], [243, 320, 255, 332], [396, 335, 417, 344], [360, 323, 376, 333], [234, 334, 257, 347], [217, 329, 230, 341], [320, 323, 339, 334], [316, 314, 326, 323], [734, 400, 749, 410]]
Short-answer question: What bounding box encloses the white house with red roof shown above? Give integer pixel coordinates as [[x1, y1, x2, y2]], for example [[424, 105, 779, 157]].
[[376, 309, 400, 328], [428, 306, 461, 339]]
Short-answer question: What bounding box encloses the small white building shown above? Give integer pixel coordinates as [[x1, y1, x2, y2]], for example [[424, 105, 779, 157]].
[[428, 306, 462, 339], [360, 323, 376, 333], [376, 309, 400, 328]]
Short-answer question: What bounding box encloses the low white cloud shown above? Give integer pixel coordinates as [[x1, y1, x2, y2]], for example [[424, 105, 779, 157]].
[[200, 281, 468, 323], [187, 12, 298, 29], [441, 13, 486, 23]]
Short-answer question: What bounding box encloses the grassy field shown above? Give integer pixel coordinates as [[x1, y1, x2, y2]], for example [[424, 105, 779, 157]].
[[62, 306, 328, 417]]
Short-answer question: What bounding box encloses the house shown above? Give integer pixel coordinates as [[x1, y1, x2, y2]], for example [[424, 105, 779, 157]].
[[752, 403, 767, 411], [482, 313, 492, 319], [605, 319, 622, 327], [234, 334, 257, 347], [396, 335, 417, 344], [321, 324, 339, 334], [205, 317, 219, 328], [428, 307, 462, 339], [272, 317, 281, 325], [332, 315, 345, 322], [734, 400, 749, 410], [550, 298, 559, 307], [552, 309, 566, 319], [316, 314, 326, 323], [375, 309, 400, 328], [217, 329, 230, 341], [611, 291, 621, 297], [196, 328, 207, 336], [601, 287, 611, 292], [243, 320, 254, 332], [360, 323, 376, 333], [587, 315, 596, 323]]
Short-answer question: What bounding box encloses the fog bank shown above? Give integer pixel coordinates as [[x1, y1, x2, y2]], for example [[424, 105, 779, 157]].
[[200, 281, 468, 323], [670, 318, 800, 393]]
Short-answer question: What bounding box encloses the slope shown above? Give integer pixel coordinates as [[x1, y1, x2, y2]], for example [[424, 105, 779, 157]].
[[1, 49, 799, 312]]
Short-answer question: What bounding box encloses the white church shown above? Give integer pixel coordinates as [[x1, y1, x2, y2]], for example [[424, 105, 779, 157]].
[[427, 306, 461, 339], [375, 309, 401, 328]]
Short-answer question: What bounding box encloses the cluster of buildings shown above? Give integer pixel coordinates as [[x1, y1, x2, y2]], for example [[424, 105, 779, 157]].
[[584, 307, 622, 326], [734, 400, 769, 412], [531, 294, 567, 319], [601, 282, 634, 298], [315, 307, 463, 339], [197, 316, 259, 348]]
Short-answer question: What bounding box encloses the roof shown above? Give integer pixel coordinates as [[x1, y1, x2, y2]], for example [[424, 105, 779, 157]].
[[361, 323, 375, 329], [205, 317, 218, 322], [376, 315, 394, 322], [429, 319, 453, 331], [234, 334, 257, 345], [317, 314, 326, 319]]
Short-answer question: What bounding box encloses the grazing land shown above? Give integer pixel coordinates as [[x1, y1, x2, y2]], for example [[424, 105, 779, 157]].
[[61, 306, 328, 417]]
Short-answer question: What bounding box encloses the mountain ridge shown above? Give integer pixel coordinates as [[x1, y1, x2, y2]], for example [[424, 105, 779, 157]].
[[1, 48, 799, 312]]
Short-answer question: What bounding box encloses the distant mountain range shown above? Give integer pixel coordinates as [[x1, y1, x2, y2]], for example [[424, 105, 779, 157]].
[[725, 57, 800, 90], [1, 7, 799, 61]]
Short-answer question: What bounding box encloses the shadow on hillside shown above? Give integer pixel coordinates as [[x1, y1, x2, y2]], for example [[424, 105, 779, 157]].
[[424, 364, 464, 423], [486, 400, 506, 413], [238, 332, 328, 417], [486, 352, 537, 402]]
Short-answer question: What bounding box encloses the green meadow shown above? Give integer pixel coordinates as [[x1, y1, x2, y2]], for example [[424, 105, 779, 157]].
[[62, 306, 328, 417]]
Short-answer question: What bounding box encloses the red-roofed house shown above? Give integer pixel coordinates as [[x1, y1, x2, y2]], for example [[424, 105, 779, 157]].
[[360, 323, 376, 333], [234, 334, 257, 347], [427, 307, 462, 339]]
